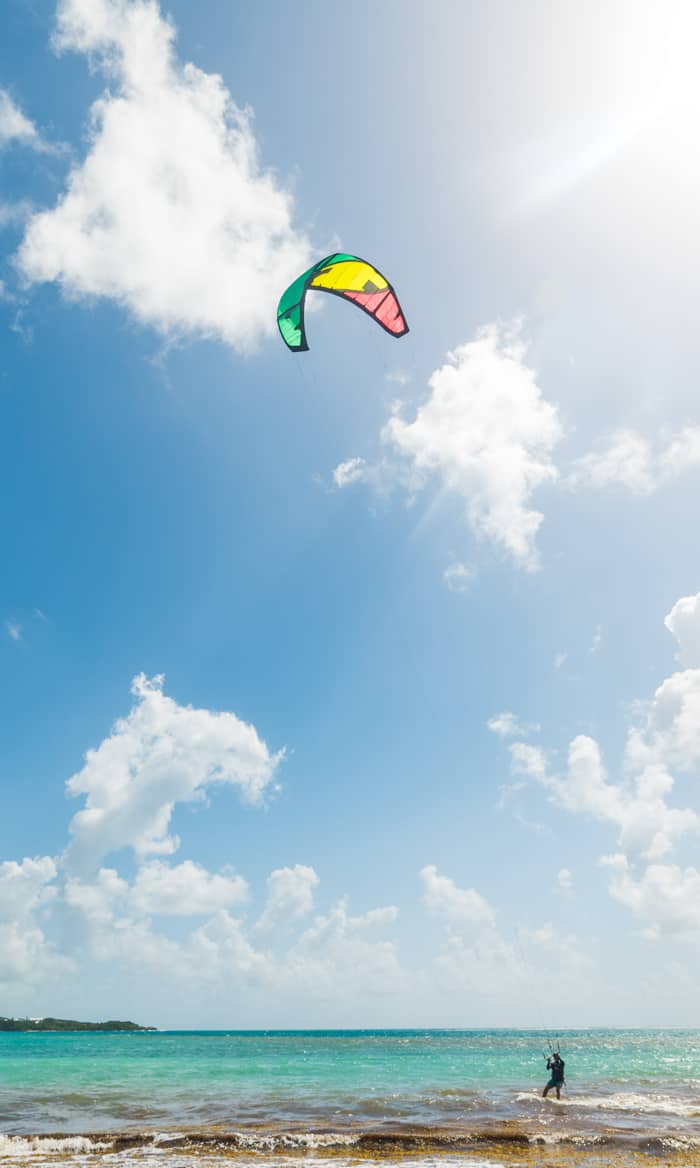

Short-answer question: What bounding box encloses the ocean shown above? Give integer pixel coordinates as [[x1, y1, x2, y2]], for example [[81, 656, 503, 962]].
[[0, 1029, 699, 1167]]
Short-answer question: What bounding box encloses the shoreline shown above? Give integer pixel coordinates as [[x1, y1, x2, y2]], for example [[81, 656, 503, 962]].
[[2, 1122, 700, 1161]]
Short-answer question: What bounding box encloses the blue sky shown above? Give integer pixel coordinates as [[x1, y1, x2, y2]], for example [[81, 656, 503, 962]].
[[2, 0, 700, 1027]]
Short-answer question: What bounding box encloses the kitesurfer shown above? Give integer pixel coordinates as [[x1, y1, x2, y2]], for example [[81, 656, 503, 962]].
[[543, 1050, 565, 1099]]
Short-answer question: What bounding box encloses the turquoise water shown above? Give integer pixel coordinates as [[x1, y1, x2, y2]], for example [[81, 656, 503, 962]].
[[1, 1030, 699, 1162]]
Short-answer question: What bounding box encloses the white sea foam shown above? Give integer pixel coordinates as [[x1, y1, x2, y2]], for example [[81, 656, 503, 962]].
[[231, 1132, 360, 1150], [0, 1133, 107, 1157], [526, 1131, 607, 1146], [515, 1088, 700, 1117]]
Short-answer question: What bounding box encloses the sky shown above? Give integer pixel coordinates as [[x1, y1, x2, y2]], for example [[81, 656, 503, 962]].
[[2, 0, 700, 1028]]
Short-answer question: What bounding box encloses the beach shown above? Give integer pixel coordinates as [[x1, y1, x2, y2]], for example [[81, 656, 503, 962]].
[[1, 1030, 699, 1167]]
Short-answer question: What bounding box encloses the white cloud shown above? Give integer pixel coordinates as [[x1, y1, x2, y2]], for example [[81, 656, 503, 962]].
[[557, 867, 572, 893], [517, 920, 590, 977], [384, 325, 561, 568], [335, 324, 562, 569], [297, 900, 399, 947], [664, 592, 700, 667], [286, 899, 403, 998], [589, 625, 603, 655], [66, 860, 248, 923], [64, 866, 128, 925], [487, 710, 538, 738], [501, 597, 700, 941], [0, 202, 34, 230], [420, 864, 496, 933], [0, 671, 412, 1009], [90, 913, 184, 968], [62, 868, 404, 999], [624, 670, 700, 778], [509, 741, 549, 781], [569, 430, 654, 492], [443, 562, 474, 592], [65, 673, 283, 871], [5, 621, 22, 642], [569, 427, 700, 493], [420, 866, 539, 998], [189, 910, 274, 983], [255, 864, 319, 932], [511, 734, 698, 860], [603, 856, 700, 939], [0, 90, 40, 148], [333, 457, 369, 489], [17, 0, 311, 352], [0, 857, 58, 920], [0, 922, 67, 986], [0, 858, 67, 986], [131, 860, 248, 916]]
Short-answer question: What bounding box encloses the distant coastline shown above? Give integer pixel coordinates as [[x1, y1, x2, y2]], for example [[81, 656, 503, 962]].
[[0, 1016, 155, 1032]]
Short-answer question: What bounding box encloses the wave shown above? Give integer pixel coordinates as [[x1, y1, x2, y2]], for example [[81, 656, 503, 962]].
[[514, 1088, 700, 1118], [0, 1134, 109, 1157], [2, 1123, 699, 1156]]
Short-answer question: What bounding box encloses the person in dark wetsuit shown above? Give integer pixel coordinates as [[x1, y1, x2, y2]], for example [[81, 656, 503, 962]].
[[543, 1051, 565, 1099]]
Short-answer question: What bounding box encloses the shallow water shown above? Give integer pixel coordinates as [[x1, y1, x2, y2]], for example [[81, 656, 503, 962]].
[[1, 1030, 699, 1166]]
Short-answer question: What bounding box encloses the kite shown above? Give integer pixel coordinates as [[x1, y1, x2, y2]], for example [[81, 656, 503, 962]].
[[277, 253, 408, 352]]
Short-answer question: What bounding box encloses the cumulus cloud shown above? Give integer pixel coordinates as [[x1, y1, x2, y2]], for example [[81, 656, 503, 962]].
[[499, 596, 700, 940], [0, 676, 418, 1009], [189, 910, 274, 983], [569, 427, 700, 493], [419, 866, 548, 998], [509, 742, 548, 781], [255, 864, 319, 933], [664, 592, 700, 667], [511, 734, 698, 861], [0, 665, 415, 1008], [62, 867, 403, 998], [0, 858, 67, 985], [17, 0, 311, 351], [419, 868, 591, 1007], [603, 856, 700, 939], [286, 899, 403, 998], [0, 922, 67, 987], [131, 860, 248, 916], [0, 856, 58, 919], [557, 867, 572, 892], [420, 864, 496, 932], [624, 673, 700, 779], [65, 673, 284, 871], [334, 324, 562, 570], [64, 867, 128, 926]]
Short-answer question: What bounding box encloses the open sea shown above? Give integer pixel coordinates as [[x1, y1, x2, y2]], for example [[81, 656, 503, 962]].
[[1, 1029, 699, 1167]]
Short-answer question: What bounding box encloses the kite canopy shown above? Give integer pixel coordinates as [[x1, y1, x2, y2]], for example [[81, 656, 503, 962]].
[[277, 253, 408, 352]]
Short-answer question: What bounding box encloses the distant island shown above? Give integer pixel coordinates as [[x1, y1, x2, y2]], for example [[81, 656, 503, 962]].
[[0, 1016, 156, 1032]]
